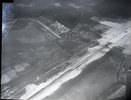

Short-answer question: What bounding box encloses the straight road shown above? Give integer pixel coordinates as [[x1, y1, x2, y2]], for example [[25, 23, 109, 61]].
[[30, 19, 61, 38], [2, 20, 16, 41]]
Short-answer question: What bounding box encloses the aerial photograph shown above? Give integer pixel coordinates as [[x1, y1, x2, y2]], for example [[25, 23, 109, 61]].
[[1, 0, 131, 100]]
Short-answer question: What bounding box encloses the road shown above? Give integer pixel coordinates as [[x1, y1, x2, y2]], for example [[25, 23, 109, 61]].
[[25, 21, 131, 100], [30, 18, 61, 38], [2, 20, 16, 41]]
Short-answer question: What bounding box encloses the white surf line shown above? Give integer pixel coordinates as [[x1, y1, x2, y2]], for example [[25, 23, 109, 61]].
[[19, 22, 130, 100]]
